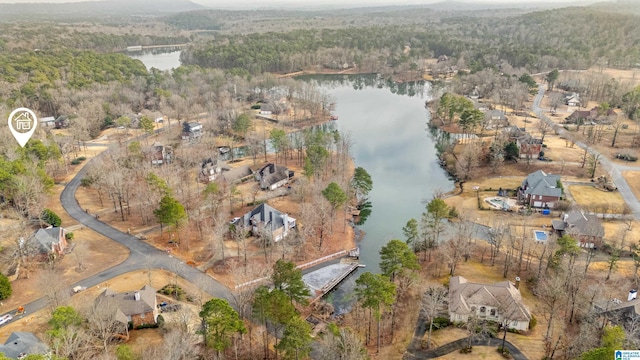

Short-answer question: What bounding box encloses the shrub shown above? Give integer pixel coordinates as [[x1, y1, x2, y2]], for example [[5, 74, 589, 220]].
[[157, 314, 165, 328], [433, 317, 451, 329], [529, 314, 537, 330], [460, 346, 473, 354], [159, 284, 185, 300], [65, 232, 74, 241], [497, 346, 511, 358], [41, 208, 62, 227], [70, 159, 81, 165], [0, 274, 12, 300]]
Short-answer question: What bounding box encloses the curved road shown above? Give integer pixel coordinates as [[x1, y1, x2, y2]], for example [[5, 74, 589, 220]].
[[532, 85, 640, 219], [3, 144, 235, 322]]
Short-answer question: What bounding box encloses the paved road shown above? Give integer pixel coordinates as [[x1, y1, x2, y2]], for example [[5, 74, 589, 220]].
[[532, 85, 640, 220], [2, 141, 235, 325]]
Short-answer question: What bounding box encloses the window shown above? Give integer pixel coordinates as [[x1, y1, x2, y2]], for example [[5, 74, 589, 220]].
[[490, 309, 497, 316], [480, 306, 486, 313]]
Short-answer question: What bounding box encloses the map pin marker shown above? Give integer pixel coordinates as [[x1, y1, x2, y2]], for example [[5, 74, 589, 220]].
[[8, 107, 37, 147]]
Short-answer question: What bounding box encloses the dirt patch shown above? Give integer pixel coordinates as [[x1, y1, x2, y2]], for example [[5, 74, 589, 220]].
[[438, 346, 507, 360]]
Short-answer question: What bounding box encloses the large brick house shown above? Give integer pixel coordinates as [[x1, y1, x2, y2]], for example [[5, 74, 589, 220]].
[[448, 276, 532, 331], [518, 170, 562, 208], [552, 209, 604, 248], [98, 285, 158, 328], [32, 226, 68, 255]]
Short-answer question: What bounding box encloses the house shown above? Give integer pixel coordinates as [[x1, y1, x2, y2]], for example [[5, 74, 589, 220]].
[[565, 107, 617, 125], [149, 142, 173, 165], [516, 135, 543, 159], [39, 116, 56, 127], [54, 115, 70, 129], [98, 285, 158, 328], [448, 276, 532, 331], [483, 110, 508, 130], [551, 209, 604, 248], [255, 163, 291, 190], [199, 158, 225, 183], [181, 122, 203, 140], [518, 170, 562, 208], [564, 93, 581, 107], [221, 165, 253, 184], [0, 332, 50, 359], [32, 226, 68, 255], [233, 203, 296, 242], [595, 290, 640, 333]]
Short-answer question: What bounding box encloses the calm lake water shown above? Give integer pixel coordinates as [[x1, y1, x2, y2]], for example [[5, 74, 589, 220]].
[[300, 74, 454, 312], [130, 49, 453, 312], [128, 50, 182, 71]]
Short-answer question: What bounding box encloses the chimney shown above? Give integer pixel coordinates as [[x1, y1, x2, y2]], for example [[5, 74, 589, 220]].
[[629, 289, 638, 302], [134, 291, 140, 301], [515, 276, 521, 289]]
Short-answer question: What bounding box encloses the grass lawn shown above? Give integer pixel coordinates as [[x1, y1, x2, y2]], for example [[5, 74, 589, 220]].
[[623, 171, 640, 201], [567, 185, 627, 212]]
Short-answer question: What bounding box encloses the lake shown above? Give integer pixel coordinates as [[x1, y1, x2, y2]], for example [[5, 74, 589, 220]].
[[300, 74, 454, 312], [128, 47, 453, 311], [128, 49, 182, 71]]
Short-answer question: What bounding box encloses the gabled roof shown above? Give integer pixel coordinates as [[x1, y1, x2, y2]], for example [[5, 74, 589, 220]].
[[99, 285, 156, 323], [32, 227, 63, 252], [552, 210, 604, 238], [449, 276, 531, 322], [241, 203, 285, 229], [0, 332, 49, 359], [257, 163, 289, 189], [522, 170, 562, 198]]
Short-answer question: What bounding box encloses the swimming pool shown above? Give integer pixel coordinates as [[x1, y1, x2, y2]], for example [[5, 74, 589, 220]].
[[486, 197, 511, 210], [534, 230, 548, 242]]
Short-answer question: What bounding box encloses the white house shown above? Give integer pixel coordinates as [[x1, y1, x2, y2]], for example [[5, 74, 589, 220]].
[[448, 276, 532, 331]]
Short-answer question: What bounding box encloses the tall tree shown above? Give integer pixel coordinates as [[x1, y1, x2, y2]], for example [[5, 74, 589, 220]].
[[322, 182, 347, 230], [355, 272, 396, 353], [402, 218, 419, 251], [351, 167, 373, 205], [546, 69, 559, 91], [275, 316, 313, 360], [379, 239, 420, 282], [271, 259, 311, 304], [421, 285, 448, 349], [199, 298, 247, 358], [153, 195, 187, 236]]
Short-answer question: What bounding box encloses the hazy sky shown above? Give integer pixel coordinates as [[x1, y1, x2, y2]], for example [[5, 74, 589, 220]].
[[0, 0, 589, 4]]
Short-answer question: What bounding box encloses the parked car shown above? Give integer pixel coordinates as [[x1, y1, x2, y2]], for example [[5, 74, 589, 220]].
[[0, 314, 13, 325]]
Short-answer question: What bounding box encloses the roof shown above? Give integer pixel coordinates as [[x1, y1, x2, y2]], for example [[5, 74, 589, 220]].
[[32, 227, 63, 252], [552, 210, 604, 238], [449, 276, 531, 322], [522, 170, 562, 198], [257, 163, 289, 189], [99, 285, 156, 323], [0, 332, 49, 359], [238, 203, 289, 231]]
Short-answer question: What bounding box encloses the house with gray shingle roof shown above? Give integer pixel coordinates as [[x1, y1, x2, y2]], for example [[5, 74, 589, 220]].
[[255, 163, 290, 190], [448, 276, 532, 331], [98, 285, 158, 328], [552, 209, 604, 248], [233, 203, 296, 242], [518, 170, 562, 208], [32, 227, 68, 255], [0, 332, 50, 359]]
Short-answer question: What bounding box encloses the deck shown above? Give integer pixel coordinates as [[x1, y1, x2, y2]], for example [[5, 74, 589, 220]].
[[302, 261, 364, 304]]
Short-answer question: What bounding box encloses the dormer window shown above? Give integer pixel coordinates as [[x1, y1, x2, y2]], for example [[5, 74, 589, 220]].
[[490, 309, 497, 316], [480, 306, 486, 313]]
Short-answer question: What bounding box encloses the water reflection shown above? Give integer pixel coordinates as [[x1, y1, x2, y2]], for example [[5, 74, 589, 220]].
[[297, 74, 453, 314]]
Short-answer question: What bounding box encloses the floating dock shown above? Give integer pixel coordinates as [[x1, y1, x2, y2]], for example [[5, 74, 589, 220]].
[[303, 262, 364, 304]]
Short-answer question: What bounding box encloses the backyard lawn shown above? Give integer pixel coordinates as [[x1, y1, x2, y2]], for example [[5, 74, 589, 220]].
[[567, 185, 627, 212]]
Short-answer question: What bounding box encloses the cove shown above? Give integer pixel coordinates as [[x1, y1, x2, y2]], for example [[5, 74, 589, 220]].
[[298, 74, 454, 312]]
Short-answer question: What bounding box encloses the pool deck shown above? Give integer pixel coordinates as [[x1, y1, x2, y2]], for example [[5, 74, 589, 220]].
[[484, 196, 517, 211]]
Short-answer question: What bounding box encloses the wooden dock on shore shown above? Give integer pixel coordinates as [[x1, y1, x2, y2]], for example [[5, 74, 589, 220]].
[[309, 261, 364, 305]]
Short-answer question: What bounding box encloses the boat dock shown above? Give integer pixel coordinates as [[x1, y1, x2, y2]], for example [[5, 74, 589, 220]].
[[303, 261, 364, 304]]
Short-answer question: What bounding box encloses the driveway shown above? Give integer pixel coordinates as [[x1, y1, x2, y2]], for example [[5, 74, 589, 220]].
[[532, 85, 640, 220]]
